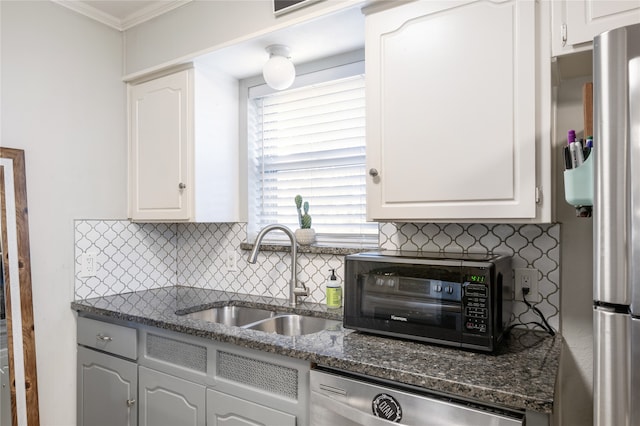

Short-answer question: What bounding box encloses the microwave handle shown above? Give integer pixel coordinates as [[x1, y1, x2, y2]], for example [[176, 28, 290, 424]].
[[311, 389, 402, 426], [365, 295, 461, 313]]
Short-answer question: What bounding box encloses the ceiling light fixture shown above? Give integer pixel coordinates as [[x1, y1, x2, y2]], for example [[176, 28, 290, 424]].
[[263, 44, 296, 91]]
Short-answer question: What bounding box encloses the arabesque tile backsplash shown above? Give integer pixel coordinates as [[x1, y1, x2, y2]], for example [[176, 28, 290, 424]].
[[74, 220, 560, 330]]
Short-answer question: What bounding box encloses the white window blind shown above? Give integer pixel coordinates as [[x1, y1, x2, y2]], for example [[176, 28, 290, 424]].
[[248, 71, 378, 245]]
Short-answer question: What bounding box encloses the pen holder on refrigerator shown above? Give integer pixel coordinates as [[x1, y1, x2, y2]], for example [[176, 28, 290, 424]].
[[564, 149, 594, 207]]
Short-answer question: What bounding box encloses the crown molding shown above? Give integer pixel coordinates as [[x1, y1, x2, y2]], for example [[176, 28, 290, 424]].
[[52, 0, 192, 31]]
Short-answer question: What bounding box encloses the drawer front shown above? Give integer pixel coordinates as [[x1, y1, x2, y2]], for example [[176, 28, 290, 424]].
[[78, 317, 137, 360]]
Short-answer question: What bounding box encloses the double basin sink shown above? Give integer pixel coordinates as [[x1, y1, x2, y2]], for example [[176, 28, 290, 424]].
[[178, 305, 341, 337]]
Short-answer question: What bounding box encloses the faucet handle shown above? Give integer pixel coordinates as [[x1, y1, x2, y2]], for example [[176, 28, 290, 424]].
[[294, 281, 308, 297]]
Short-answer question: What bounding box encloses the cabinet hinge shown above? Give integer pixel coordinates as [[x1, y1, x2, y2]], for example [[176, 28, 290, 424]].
[[535, 187, 542, 204], [561, 24, 567, 46]]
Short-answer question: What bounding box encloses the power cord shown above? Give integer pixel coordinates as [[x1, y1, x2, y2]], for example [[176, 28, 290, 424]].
[[506, 287, 555, 336]]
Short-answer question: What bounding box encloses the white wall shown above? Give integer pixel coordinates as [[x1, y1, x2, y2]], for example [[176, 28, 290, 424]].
[[1, 2, 126, 424]]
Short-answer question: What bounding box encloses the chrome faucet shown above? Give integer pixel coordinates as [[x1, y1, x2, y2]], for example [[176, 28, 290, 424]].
[[248, 224, 308, 307]]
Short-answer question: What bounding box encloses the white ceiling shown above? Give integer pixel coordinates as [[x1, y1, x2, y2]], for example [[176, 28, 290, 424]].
[[54, 0, 365, 80]]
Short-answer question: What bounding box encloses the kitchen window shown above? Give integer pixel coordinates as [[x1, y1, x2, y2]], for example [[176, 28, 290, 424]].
[[247, 58, 378, 246]]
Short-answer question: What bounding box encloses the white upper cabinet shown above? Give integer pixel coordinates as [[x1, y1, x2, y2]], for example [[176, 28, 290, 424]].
[[128, 66, 239, 222], [129, 69, 190, 221], [365, 0, 551, 222], [552, 0, 640, 56]]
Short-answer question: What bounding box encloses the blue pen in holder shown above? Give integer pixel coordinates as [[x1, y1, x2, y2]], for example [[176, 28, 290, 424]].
[[564, 148, 594, 207]]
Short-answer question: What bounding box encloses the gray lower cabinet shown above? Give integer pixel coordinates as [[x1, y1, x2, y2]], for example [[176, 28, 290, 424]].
[[78, 316, 309, 426], [138, 366, 206, 426], [207, 389, 296, 426], [77, 346, 138, 426], [77, 317, 139, 426], [139, 325, 309, 425], [1, 351, 11, 426]]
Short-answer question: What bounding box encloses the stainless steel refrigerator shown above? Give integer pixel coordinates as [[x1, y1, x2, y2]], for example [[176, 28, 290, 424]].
[[594, 22, 640, 426]]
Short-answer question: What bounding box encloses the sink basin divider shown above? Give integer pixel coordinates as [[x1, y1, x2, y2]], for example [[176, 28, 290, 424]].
[[239, 313, 292, 329]]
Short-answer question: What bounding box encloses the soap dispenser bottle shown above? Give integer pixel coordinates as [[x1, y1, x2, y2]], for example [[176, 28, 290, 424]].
[[326, 269, 342, 308]]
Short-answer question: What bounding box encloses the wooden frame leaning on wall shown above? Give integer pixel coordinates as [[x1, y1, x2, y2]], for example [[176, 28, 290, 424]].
[[0, 147, 39, 426]]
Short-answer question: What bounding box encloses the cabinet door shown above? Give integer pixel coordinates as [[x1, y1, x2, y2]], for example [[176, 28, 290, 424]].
[[207, 389, 296, 426], [138, 366, 205, 426], [555, 0, 640, 54], [129, 69, 192, 221], [366, 0, 537, 221], [78, 346, 138, 426], [1, 362, 9, 426]]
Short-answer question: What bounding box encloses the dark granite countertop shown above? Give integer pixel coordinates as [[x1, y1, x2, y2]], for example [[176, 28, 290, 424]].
[[71, 286, 560, 414]]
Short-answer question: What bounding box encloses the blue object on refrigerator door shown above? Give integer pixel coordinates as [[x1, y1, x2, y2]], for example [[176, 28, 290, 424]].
[[564, 147, 594, 207]]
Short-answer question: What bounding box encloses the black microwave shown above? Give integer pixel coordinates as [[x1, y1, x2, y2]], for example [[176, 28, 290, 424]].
[[343, 251, 513, 352]]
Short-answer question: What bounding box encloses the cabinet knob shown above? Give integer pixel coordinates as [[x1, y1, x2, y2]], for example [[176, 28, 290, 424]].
[[126, 399, 136, 407], [369, 168, 379, 177], [178, 182, 186, 190]]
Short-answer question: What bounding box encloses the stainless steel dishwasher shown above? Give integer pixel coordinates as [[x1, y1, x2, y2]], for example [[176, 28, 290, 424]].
[[310, 368, 525, 426]]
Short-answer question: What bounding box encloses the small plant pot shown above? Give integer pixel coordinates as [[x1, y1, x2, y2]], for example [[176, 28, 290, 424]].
[[295, 228, 316, 245]]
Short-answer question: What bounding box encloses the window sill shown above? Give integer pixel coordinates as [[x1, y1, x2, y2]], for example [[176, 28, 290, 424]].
[[239, 242, 379, 256]]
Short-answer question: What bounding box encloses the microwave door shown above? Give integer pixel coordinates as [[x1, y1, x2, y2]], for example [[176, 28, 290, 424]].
[[361, 295, 463, 340]]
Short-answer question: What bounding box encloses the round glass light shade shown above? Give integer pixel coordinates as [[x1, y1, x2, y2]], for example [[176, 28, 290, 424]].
[[263, 55, 296, 90]]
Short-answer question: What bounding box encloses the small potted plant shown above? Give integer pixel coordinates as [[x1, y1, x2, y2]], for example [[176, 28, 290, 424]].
[[294, 194, 315, 245]]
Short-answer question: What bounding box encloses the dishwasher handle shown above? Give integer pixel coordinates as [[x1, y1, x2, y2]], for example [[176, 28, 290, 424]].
[[311, 389, 402, 426]]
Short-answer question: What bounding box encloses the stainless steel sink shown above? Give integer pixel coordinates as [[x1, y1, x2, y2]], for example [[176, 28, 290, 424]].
[[180, 305, 277, 327], [179, 305, 341, 336], [245, 314, 341, 336]]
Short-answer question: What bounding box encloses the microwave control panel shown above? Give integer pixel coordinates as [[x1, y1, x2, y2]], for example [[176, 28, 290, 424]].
[[462, 272, 490, 334]]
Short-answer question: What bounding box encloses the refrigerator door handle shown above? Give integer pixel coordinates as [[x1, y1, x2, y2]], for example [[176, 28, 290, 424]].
[[594, 308, 631, 426], [629, 37, 640, 313], [633, 317, 640, 426]]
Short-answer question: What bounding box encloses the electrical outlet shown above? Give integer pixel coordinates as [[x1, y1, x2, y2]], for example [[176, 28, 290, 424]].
[[514, 268, 539, 301], [80, 252, 98, 277], [225, 250, 238, 272]]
